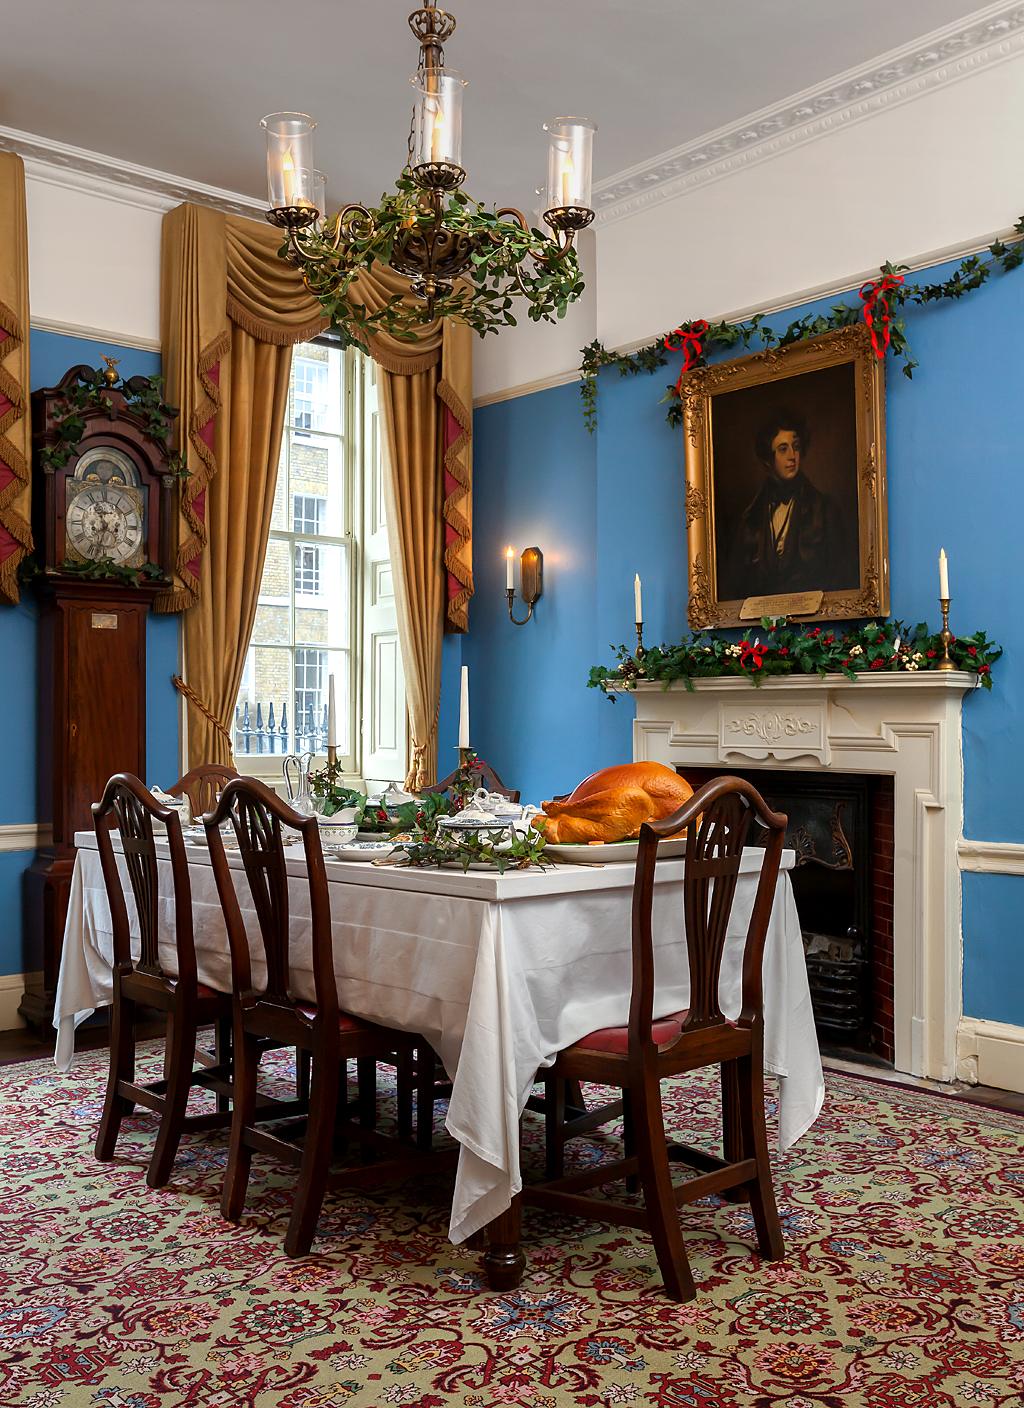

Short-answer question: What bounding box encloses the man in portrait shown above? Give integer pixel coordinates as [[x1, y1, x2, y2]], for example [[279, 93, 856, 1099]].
[[721, 407, 851, 600]]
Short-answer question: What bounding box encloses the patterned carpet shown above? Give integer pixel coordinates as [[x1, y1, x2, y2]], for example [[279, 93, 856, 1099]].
[[1, 1043, 1022, 1408]]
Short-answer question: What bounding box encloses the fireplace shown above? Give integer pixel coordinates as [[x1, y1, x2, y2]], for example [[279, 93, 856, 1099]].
[[626, 671, 973, 1081], [682, 767, 895, 1061]]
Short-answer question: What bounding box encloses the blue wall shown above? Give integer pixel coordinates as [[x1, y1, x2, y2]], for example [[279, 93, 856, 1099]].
[[0, 332, 181, 978], [463, 256, 1024, 1027]]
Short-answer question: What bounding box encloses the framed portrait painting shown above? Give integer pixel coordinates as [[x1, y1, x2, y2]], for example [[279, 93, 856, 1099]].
[[682, 325, 888, 629]]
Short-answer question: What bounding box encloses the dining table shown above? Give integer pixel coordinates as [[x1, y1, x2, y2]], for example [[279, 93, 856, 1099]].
[[54, 827, 824, 1289]]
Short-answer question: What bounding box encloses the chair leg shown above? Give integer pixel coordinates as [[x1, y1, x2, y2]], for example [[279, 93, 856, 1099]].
[[148, 1007, 195, 1189], [95, 987, 136, 1162], [221, 1027, 259, 1223], [296, 1047, 312, 1105], [285, 1053, 341, 1258], [396, 1050, 414, 1140], [215, 1016, 232, 1115], [622, 1088, 639, 1194], [632, 1079, 697, 1302], [415, 1047, 437, 1151], [544, 1072, 566, 1179], [736, 1056, 785, 1261], [356, 1057, 376, 1129]]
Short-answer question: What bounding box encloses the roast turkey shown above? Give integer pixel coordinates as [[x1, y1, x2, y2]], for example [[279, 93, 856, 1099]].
[[532, 762, 695, 844]]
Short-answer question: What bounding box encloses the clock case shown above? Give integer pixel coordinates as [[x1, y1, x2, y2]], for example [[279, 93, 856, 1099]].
[[21, 365, 178, 1030], [31, 363, 176, 578]]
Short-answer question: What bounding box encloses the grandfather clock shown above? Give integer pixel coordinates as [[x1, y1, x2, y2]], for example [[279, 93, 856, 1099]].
[[21, 361, 175, 1029]]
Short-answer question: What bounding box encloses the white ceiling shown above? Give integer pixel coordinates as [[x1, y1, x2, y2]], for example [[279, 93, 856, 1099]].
[[0, 0, 995, 212]]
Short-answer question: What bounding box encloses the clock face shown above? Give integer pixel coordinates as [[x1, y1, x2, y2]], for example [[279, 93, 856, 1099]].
[[65, 481, 145, 566]]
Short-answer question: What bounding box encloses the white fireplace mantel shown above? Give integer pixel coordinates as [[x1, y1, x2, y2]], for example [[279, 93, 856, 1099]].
[[626, 673, 977, 1082]]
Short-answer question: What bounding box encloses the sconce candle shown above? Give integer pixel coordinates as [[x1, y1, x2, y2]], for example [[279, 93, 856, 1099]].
[[506, 547, 544, 626], [505, 546, 514, 591], [458, 666, 470, 750]]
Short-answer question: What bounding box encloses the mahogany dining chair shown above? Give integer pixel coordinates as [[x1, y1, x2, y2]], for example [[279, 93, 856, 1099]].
[[92, 775, 235, 1188], [204, 777, 452, 1258], [168, 763, 238, 818], [527, 775, 788, 1301]]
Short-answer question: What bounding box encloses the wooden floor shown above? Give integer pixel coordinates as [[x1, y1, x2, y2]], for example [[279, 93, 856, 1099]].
[[2, 1021, 1022, 1113]]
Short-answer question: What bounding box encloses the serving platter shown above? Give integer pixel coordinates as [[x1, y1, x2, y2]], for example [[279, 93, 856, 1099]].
[[545, 836, 687, 863], [323, 839, 396, 862]]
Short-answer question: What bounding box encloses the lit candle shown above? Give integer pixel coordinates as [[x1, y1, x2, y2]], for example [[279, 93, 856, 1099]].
[[560, 151, 574, 207], [458, 665, 470, 750], [327, 673, 337, 749], [939, 548, 949, 600], [505, 546, 515, 591], [634, 573, 643, 625], [430, 100, 445, 163], [282, 147, 295, 207]]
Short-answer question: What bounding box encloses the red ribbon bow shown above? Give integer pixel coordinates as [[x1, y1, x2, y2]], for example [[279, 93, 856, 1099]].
[[859, 272, 904, 359], [664, 319, 709, 393], [738, 639, 766, 670]]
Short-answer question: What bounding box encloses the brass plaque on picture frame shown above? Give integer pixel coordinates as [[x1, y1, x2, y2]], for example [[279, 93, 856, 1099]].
[[682, 325, 889, 630]]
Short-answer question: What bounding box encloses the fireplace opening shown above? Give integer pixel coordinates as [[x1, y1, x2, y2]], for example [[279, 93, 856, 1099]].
[[681, 767, 895, 1064]]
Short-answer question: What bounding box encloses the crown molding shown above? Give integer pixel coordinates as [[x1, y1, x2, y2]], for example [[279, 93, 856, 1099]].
[[594, 1, 1024, 227], [0, 123, 266, 219]]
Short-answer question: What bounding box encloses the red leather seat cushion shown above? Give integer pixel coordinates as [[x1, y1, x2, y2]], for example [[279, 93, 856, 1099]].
[[296, 1003, 370, 1034], [576, 1016, 682, 1055]]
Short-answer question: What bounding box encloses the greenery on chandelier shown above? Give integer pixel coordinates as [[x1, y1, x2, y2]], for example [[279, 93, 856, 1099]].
[[294, 175, 585, 342], [577, 217, 1024, 431], [37, 365, 187, 476], [589, 618, 1002, 696]]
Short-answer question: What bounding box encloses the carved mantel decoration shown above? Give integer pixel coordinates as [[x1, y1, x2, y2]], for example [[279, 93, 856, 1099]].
[[625, 673, 974, 1086], [682, 326, 888, 630]]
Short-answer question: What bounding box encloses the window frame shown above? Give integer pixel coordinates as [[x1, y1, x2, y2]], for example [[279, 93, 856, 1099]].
[[236, 338, 364, 782]]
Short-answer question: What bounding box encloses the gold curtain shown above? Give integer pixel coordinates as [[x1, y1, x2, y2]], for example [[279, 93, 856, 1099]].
[[161, 202, 473, 782], [0, 153, 32, 605]]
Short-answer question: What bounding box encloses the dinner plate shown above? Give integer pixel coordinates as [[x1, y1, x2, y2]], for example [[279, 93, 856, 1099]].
[[545, 837, 687, 863], [323, 839, 396, 862]]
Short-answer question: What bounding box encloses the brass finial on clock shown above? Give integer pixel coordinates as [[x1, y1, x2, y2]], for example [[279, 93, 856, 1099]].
[[100, 355, 120, 386]]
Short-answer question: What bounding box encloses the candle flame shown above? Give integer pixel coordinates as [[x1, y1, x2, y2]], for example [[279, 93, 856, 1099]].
[[505, 546, 514, 560]]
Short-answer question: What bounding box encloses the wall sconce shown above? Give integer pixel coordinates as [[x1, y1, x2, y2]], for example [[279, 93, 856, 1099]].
[[505, 545, 543, 625]]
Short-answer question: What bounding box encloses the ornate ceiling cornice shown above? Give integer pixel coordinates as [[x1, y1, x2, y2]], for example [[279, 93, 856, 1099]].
[[593, 1, 1024, 227], [0, 124, 265, 219]]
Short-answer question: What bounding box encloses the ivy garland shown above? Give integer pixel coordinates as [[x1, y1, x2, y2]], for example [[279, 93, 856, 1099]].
[[588, 618, 1002, 697], [296, 174, 585, 343], [37, 365, 188, 477], [577, 218, 1024, 431]]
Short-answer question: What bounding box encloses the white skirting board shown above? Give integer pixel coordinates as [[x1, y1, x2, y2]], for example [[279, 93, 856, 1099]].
[[0, 972, 41, 1031], [957, 1017, 1024, 1093]]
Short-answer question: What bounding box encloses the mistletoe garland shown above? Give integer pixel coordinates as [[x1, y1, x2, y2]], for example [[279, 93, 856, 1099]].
[[578, 218, 1024, 431], [588, 617, 1002, 697], [37, 365, 187, 476]]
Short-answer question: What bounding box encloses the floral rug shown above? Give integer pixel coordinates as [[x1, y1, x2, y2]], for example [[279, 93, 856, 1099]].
[[0, 1044, 1022, 1408]]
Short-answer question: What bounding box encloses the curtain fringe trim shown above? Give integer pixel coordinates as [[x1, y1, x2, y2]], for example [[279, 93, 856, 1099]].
[[0, 292, 30, 607], [226, 294, 328, 347], [438, 375, 473, 633]]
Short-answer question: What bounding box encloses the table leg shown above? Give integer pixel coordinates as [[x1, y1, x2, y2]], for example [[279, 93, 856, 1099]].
[[482, 1194, 525, 1290]]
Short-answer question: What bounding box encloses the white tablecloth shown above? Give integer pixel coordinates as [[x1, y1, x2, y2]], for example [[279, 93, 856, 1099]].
[[55, 833, 823, 1242]]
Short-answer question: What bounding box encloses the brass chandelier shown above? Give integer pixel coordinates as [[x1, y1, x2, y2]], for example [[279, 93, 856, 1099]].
[[261, 1, 596, 342]]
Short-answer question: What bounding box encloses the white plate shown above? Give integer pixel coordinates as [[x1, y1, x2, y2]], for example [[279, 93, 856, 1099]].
[[324, 839, 396, 862], [545, 837, 687, 863]]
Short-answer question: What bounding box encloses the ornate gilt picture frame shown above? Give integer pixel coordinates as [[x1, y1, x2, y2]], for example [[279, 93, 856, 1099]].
[[682, 325, 888, 629]]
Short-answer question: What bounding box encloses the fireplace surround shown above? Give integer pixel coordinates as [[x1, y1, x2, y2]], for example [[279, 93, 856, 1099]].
[[626, 672, 975, 1081]]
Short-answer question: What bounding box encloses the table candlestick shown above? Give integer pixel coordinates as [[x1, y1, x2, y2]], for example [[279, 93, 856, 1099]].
[[327, 744, 338, 765], [937, 597, 956, 671], [635, 622, 645, 661]]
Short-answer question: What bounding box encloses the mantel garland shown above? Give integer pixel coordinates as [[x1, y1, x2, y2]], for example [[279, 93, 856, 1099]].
[[578, 218, 1024, 431], [588, 617, 1002, 697]]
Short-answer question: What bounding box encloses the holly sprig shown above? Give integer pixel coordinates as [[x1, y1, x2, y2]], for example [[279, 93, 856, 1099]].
[[398, 826, 550, 873], [589, 617, 1002, 696], [578, 219, 1024, 431]]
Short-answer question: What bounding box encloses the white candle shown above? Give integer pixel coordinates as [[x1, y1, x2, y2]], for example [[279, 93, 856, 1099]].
[[939, 548, 949, 600], [458, 665, 470, 750], [281, 147, 295, 207], [505, 546, 515, 591], [327, 673, 337, 749], [634, 573, 643, 625]]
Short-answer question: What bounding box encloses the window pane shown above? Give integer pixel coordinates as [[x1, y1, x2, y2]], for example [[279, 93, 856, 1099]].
[[292, 647, 351, 756], [289, 343, 344, 438], [257, 537, 292, 605], [286, 433, 344, 535], [234, 645, 292, 757], [295, 542, 350, 647], [270, 441, 289, 532], [252, 601, 291, 647]]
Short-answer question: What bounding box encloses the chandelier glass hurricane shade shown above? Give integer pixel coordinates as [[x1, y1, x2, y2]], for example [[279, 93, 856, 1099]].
[[260, 2, 596, 342]]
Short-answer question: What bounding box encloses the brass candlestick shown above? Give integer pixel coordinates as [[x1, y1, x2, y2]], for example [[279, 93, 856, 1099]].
[[937, 597, 956, 671], [458, 746, 475, 769], [327, 744, 338, 765], [635, 622, 645, 658]]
